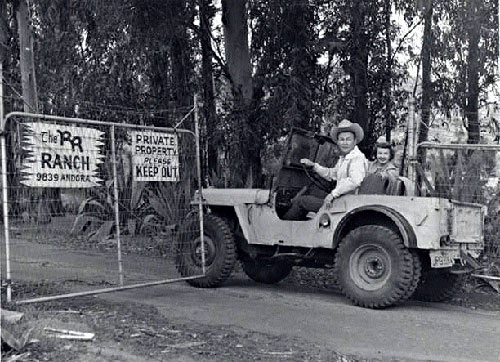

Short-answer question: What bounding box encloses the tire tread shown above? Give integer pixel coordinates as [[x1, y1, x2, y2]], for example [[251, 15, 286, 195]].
[[176, 214, 236, 288], [334, 225, 415, 309]]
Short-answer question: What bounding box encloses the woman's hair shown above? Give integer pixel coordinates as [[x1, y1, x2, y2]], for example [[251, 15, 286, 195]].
[[375, 142, 394, 160]]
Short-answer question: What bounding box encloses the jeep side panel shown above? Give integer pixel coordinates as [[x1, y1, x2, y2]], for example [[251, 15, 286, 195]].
[[233, 194, 481, 251], [199, 189, 483, 257]]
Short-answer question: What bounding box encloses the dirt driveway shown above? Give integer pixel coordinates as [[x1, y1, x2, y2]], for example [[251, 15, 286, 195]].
[[2, 240, 500, 361], [102, 277, 500, 362]]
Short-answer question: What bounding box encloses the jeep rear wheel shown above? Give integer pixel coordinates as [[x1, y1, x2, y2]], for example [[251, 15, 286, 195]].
[[176, 214, 236, 288], [413, 268, 465, 302], [334, 225, 415, 309], [241, 259, 292, 284]]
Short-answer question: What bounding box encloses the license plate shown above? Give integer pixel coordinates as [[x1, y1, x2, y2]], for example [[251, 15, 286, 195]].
[[430, 250, 458, 268]]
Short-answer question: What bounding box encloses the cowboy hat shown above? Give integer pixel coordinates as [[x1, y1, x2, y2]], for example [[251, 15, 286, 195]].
[[330, 119, 364, 144]]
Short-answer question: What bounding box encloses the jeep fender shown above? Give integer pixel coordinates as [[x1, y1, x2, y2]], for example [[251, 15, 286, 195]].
[[332, 205, 417, 249]]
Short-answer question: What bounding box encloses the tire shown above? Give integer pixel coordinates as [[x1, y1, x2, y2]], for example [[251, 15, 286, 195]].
[[241, 259, 292, 284], [176, 214, 236, 288], [401, 250, 422, 301], [400, 250, 422, 302], [334, 225, 415, 309], [413, 267, 466, 302]]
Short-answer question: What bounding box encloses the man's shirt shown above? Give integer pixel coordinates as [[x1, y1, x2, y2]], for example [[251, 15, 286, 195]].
[[313, 146, 368, 198]]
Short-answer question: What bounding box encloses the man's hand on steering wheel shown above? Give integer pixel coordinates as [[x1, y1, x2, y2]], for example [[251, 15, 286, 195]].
[[300, 158, 315, 168], [300, 159, 333, 193]]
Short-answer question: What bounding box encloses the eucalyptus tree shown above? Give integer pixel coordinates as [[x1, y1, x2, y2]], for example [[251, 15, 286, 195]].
[[433, 0, 498, 144], [219, 0, 323, 187], [315, 0, 415, 151]]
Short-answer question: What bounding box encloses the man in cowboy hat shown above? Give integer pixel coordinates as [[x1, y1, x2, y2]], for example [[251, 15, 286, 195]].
[[283, 119, 368, 220]]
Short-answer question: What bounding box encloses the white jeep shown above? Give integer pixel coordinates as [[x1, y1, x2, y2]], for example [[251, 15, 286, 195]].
[[176, 128, 485, 308]]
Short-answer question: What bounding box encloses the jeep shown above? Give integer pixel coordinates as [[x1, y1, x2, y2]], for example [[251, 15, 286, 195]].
[[176, 128, 485, 308]]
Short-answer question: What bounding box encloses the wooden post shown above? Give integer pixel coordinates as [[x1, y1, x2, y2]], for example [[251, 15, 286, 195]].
[[407, 98, 417, 189]]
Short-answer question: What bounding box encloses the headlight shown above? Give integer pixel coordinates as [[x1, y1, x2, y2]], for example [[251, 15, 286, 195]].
[[319, 213, 330, 228]]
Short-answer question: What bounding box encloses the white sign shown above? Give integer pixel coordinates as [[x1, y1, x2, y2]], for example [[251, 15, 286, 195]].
[[131, 131, 179, 181], [21, 123, 105, 188]]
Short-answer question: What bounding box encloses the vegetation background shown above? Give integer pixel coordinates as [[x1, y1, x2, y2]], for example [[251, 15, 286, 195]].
[[1, 0, 498, 189]]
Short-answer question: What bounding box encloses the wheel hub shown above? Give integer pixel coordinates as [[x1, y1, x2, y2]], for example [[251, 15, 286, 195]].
[[349, 244, 391, 291], [190, 235, 216, 267], [364, 256, 385, 278]]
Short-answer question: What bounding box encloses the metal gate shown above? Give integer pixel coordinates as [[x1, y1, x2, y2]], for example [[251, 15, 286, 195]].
[[1, 111, 206, 303]]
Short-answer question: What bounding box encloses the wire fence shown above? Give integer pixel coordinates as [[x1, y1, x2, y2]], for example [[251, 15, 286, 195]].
[[1, 112, 205, 303], [413, 106, 500, 281]]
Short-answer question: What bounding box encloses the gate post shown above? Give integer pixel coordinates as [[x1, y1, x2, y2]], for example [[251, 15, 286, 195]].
[[110, 125, 124, 286], [1, 130, 11, 303], [0, 62, 12, 302], [194, 95, 206, 274]]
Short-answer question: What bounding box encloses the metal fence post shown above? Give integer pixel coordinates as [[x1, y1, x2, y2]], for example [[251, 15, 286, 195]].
[[1, 135, 12, 303], [194, 95, 206, 274], [0, 63, 12, 302], [110, 125, 124, 286]]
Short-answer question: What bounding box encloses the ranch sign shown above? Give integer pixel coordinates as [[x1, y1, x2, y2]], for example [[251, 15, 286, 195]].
[[131, 130, 179, 182], [21, 122, 105, 188]]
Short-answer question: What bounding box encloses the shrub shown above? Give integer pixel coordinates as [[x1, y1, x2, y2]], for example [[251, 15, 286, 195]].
[[70, 147, 146, 242]]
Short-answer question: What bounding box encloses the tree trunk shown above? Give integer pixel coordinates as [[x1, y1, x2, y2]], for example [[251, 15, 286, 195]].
[[16, 0, 37, 113], [465, 0, 480, 144], [222, 0, 252, 104], [417, 0, 433, 163], [349, 0, 369, 151], [222, 0, 261, 187], [199, 0, 218, 180], [415, 0, 433, 195], [0, 1, 8, 65], [169, 0, 192, 110], [17, 0, 59, 221], [384, 0, 392, 142]]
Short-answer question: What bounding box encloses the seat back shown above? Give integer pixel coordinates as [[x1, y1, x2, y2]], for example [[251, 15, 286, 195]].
[[358, 174, 407, 196], [358, 174, 390, 195], [385, 178, 406, 195]]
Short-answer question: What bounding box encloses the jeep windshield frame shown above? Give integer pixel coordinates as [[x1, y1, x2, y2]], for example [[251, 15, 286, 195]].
[[272, 128, 339, 218]]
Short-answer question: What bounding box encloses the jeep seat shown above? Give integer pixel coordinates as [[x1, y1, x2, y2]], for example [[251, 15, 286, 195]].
[[386, 178, 405, 195]]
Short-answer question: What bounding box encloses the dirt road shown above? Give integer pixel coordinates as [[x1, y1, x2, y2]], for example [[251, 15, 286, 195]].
[[103, 277, 500, 362], [2, 240, 500, 361]]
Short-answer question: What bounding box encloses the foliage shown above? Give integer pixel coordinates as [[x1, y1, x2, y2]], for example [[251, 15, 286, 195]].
[[71, 145, 146, 242], [140, 179, 192, 242], [484, 195, 500, 260], [430, 149, 496, 203], [431, 0, 498, 112], [1, 0, 497, 188]]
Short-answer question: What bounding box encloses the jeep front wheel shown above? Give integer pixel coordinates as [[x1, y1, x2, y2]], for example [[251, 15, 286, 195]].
[[176, 214, 236, 288], [241, 259, 292, 284], [334, 225, 415, 309]]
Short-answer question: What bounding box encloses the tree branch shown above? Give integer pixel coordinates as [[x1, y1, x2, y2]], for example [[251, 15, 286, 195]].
[[390, 17, 425, 66]]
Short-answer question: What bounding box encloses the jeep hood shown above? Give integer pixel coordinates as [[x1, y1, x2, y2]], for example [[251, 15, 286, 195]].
[[195, 188, 270, 206]]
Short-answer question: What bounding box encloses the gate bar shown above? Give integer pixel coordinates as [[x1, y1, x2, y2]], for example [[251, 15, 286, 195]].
[[15, 275, 203, 305], [2, 112, 195, 137], [417, 142, 500, 151]]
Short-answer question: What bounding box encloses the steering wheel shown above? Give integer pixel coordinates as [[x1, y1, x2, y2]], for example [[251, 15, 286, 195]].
[[302, 164, 334, 193]]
